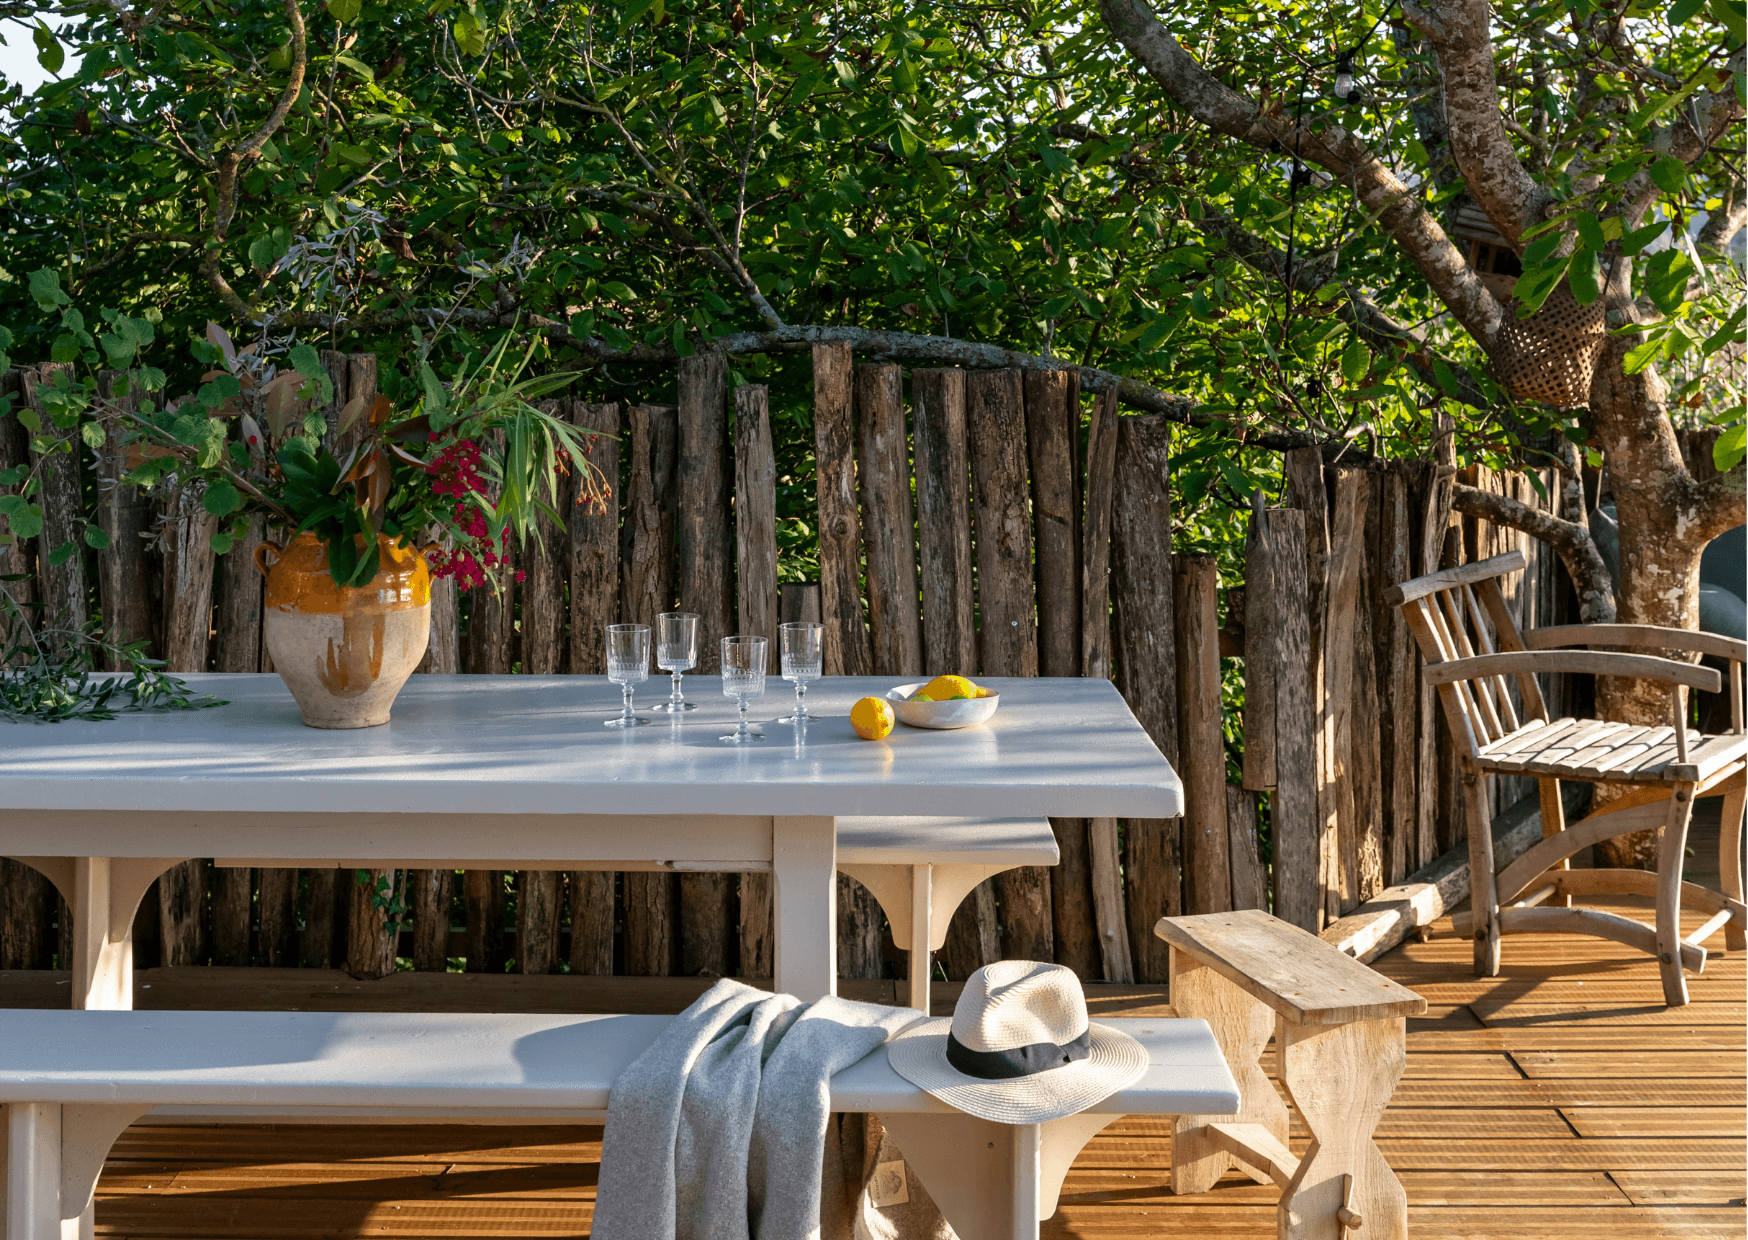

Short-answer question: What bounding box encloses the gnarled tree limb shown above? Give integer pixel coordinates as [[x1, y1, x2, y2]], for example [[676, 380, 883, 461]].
[[1403, 0, 1553, 248], [1098, 0, 1504, 350], [1452, 481, 1616, 622]]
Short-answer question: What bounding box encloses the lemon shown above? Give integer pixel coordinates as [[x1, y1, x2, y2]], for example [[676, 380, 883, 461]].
[[973, 686, 994, 699], [851, 697, 895, 740], [921, 674, 977, 701]]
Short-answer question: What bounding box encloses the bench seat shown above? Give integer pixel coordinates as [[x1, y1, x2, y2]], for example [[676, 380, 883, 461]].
[[0, 1007, 1234, 1240]]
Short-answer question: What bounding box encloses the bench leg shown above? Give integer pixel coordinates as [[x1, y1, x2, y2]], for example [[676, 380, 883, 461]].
[[1656, 786, 1699, 1007], [1167, 952, 1286, 1194], [875, 1110, 1116, 1240], [1278, 1016, 1407, 1240], [6, 1102, 60, 1240], [773, 816, 837, 1002]]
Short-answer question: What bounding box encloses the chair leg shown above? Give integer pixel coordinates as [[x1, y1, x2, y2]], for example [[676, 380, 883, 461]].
[[1538, 778, 1570, 908], [1721, 781, 1746, 952], [1657, 785, 1699, 1007], [1462, 771, 1501, 978]]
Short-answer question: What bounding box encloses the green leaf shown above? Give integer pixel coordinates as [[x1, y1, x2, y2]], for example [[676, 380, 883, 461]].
[[1670, 0, 1708, 22], [28, 269, 71, 311], [47, 539, 77, 567], [10, 506, 43, 540], [16, 407, 41, 433], [1649, 158, 1686, 195], [334, 54, 374, 81], [1568, 249, 1604, 304], [1714, 424, 1746, 472], [1575, 212, 1607, 250], [1340, 340, 1369, 385], [1522, 234, 1564, 266], [327, 0, 362, 22], [80, 422, 105, 450], [83, 524, 110, 550], [32, 21, 63, 75], [453, 11, 487, 57], [1622, 336, 1666, 374], [211, 530, 235, 554], [289, 343, 325, 381], [203, 479, 241, 517], [1512, 257, 1570, 316], [1621, 221, 1667, 255]]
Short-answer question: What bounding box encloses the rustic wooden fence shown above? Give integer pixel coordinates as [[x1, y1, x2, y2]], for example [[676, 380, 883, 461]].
[[0, 346, 1593, 984]]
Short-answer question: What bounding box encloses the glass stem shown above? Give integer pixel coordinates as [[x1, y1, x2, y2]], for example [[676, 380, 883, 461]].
[[670, 670, 684, 707], [738, 696, 751, 737], [621, 685, 634, 724], [795, 681, 807, 721]]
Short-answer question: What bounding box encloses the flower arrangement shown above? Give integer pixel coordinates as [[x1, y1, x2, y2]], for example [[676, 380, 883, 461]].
[[0, 270, 610, 593]]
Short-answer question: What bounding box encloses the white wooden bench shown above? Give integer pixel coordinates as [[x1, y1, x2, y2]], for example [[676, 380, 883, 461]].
[[1157, 909, 1427, 1240], [838, 815, 1058, 1010], [0, 1007, 1235, 1240]]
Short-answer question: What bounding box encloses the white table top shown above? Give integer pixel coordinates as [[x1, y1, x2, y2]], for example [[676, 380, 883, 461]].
[[0, 1009, 1240, 1117], [0, 674, 1181, 820]]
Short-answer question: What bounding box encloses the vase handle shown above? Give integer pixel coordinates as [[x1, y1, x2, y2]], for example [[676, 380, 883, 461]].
[[254, 540, 285, 580], [419, 541, 444, 563]]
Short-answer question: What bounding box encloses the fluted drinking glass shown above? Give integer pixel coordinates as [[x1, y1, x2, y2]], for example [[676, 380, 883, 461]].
[[778, 622, 823, 724], [604, 624, 651, 728], [719, 636, 768, 743], [653, 612, 699, 712]]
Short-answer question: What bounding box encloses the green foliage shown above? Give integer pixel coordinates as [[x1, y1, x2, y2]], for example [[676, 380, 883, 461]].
[[0, 585, 225, 722]]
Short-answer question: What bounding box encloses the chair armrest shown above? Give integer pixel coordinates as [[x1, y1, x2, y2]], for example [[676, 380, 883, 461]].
[[1525, 624, 1747, 666], [1425, 650, 1721, 694]]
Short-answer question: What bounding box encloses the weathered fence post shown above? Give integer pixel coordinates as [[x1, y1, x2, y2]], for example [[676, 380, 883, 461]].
[[95, 371, 159, 659], [968, 368, 1050, 961], [812, 343, 871, 677], [567, 401, 621, 673], [348, 870, 398, 979], [677, 353, 733, 671], [412, 870, 452, 973], [569, 869, 615, 977], [1025, 369, 1081, 677], [912, 368, 974, 677], [21, 365, 88, 636], [857, 364, 923, 678], [1111, 414, 1179, 981], [1266, 508, 1319, 931], [516, 867, 561, 975], [1323, 466, 1369, 921], [1375, 466, 1417, 884], [1175, 552, 1230, 915], [1227, 786, 1268, 911]]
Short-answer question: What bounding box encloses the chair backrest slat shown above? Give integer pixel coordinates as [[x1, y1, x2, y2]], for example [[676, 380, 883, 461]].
[[1476, 576, 1550, 724], [1438, 588, 1506, 743], [1463, 584, 1522, 734], [1418, 593, 1488, 754]]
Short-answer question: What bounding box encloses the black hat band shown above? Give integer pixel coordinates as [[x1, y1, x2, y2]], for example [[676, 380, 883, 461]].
[[944, 1028, 1093, 1080]]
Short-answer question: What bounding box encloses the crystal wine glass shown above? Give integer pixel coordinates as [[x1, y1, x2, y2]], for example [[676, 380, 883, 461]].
[[652, 611, 699, 712], [778, 621, 823, 724], [719, 635, 768, 743], [604, 623, 651, 728]]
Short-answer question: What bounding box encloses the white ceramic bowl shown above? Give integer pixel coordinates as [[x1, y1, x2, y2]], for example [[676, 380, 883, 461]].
[[886, 683, 1000, 730]]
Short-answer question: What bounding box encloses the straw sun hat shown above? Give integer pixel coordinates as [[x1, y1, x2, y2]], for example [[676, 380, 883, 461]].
[[887, 960, 1148, 1124]]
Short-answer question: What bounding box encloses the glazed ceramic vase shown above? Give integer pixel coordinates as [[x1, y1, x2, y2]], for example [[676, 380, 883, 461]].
[[254, 532, 434, 728]]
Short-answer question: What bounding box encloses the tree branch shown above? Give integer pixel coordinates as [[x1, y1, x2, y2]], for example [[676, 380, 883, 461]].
[[1452, 481, 1616, 622], [1097, 0, 1504, 350], [1408, 0, 1553, 247]]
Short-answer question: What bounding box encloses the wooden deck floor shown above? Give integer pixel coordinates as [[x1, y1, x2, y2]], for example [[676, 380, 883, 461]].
[[4, 896, 1742, 1237]]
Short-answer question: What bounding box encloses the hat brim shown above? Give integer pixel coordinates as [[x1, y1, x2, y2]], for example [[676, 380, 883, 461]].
[[885, 1018, 1150, 1124]]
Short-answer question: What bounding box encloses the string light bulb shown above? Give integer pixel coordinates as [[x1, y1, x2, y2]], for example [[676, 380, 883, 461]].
[[1334, 57, 1356, 103]]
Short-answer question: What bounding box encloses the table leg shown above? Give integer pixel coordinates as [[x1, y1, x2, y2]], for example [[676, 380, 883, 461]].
[[772, 816, 836, 1001], [908, 864, 932, 1013], [7, 857, 182, 1011]]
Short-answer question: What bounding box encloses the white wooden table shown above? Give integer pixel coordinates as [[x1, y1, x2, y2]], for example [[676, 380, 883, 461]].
[[0, 674, 1181, 1009]]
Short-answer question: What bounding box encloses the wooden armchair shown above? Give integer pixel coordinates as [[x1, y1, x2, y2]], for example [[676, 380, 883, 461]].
[[1386, 550, 1747, 1006]]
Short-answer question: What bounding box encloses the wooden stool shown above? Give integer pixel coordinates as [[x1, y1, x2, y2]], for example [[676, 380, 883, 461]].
[[1156, 909, 1427, 1240]]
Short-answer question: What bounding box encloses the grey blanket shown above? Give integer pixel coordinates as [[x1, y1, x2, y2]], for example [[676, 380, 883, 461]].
[[594, 979, 918, 1240]]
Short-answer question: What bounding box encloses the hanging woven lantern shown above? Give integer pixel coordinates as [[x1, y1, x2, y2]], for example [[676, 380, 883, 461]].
[[1488, 278, 1608, 408]]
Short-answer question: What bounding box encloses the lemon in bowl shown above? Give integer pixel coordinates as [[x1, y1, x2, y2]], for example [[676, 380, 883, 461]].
[[887, 679, 1000, 730]]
